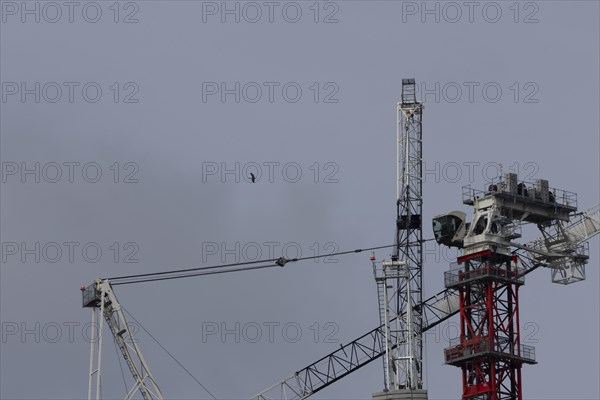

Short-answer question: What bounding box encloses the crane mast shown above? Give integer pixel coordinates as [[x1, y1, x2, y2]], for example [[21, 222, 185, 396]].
[[373, 78, 426, 399]]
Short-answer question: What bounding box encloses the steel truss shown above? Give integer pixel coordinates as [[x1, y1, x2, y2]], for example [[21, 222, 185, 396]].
[[385, 78, 425, 391], [83, 279, 164, 400], [251, 253, 542, 400], [444, 252, 535, 400]]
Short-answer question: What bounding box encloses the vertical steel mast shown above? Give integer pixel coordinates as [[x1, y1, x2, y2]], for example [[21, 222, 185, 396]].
[[395, 78, 424, 391], [373, 78, 426, 400]]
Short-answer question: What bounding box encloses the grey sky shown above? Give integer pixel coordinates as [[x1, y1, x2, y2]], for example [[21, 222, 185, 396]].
[[1, 1, 599, 399]]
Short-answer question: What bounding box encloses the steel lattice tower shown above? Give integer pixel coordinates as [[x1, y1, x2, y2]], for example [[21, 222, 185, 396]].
[[395, 79, 424, 389], [374, 79, 425, 397], [444, 251, 534, 400]]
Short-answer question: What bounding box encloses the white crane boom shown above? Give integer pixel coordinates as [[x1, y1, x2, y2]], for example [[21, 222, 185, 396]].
[[83, 279, 164, 400], [526, 203, 600, 284]]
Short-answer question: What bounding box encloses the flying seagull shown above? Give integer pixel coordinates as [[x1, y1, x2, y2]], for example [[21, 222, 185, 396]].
[[250, 173, 256, 183]]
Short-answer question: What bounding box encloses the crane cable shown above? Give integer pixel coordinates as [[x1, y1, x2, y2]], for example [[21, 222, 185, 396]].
[[107, 243, 406, 286], [122, 306, 218, 400]]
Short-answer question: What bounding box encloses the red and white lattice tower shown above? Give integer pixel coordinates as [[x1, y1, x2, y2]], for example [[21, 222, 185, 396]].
[[437, 173, 584, 399]]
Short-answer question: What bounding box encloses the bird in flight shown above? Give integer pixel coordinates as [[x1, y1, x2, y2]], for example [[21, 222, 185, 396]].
[[250, 173, 256, 183]]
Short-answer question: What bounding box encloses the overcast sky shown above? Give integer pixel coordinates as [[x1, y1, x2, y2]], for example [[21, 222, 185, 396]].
[[1, 1, 599, 399]]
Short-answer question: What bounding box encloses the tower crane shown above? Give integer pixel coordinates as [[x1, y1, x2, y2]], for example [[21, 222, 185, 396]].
[[81, 79, 599, 400], [251, 77, 599, 399], [435, 175, 583, 399], [251, 201, 599, 400]]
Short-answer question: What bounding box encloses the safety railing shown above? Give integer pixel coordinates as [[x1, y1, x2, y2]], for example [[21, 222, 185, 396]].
[[444, 263, 524, 288], [444, 336, 536, 364], [462, 179, 577, 210]]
